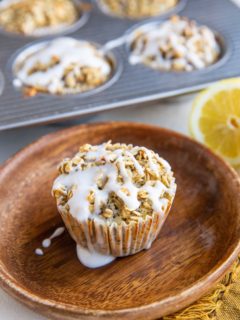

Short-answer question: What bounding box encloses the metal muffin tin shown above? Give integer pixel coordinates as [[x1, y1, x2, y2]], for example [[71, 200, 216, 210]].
[[0, 0, 239, 130]]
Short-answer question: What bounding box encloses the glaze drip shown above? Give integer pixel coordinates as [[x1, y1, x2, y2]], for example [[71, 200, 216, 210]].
[[35, 227, 65, 256], [76, 245, 115, 268]]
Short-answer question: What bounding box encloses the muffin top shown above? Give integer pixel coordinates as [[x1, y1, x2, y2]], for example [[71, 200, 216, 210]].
[[98, 0, 178, 19], [0, 0, 79, 35], [14, 38, 112, 95], [129, 16, 221, 72], [52, 142, 176, 224]]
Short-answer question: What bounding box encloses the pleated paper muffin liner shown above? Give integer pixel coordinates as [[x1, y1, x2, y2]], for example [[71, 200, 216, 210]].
[[59, 200, 173, 257]]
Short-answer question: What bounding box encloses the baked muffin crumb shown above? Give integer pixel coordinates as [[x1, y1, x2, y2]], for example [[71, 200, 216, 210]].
[[98, 0, 178, 19], [0, 0, 80, 35]]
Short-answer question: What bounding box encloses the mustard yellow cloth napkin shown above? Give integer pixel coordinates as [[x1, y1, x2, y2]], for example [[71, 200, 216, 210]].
[[163, 257, 240, 320], [163, 168, 240, 320]]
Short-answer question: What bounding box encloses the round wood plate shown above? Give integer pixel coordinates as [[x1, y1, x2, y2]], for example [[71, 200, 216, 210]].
[[0, 122, 240, 320]]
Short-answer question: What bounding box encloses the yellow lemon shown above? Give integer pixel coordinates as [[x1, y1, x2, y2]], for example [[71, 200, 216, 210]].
[[190, 78, 240, 166]]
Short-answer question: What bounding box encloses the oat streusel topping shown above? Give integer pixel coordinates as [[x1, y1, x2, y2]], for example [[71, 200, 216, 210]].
[[0, 0, 80, 35], [130, 16, 221, 72], [52, 142, 176, 224], [98, 0, 178, 19]]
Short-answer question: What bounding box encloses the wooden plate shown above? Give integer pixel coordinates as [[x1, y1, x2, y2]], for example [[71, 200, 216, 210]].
[[0, 122, 240, 320]]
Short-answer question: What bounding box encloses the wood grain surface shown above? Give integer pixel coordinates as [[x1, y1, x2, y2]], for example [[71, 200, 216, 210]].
[[0, 122, 240, 320]]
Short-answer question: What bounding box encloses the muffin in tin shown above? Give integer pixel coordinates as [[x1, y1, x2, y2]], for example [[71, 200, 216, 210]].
[[0, 0, 81, 36], [97, 0, 178, 19], [129, 15, 221, 72], [13, 37, 113, 96], [52, 142, 176, 266]]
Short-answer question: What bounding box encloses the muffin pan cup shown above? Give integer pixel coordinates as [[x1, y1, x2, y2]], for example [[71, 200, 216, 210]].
[[95, 0, 188, 20], [124, 19, 231, 74], [10, 39, 123, 98], [0, 0, 239, 130], [0, 0, 90, 39]]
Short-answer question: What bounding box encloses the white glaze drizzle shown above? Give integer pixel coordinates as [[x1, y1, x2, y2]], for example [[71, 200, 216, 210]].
[[35, 248, 44, 256], [34, 227, 65, 256], [42, 227, 65, 248], [53, 143, 176, 221], [12, 78, 22, 87], [76, 245, 115, 268], [14, 37, 111, 93], [129, 17, 220, 71]]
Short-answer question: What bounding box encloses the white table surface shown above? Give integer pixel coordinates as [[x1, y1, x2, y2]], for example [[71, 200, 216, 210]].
[[1, 1, 240, 318]]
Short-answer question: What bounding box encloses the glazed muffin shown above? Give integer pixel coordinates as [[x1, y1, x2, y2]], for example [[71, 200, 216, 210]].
[[0, 0, 80, 36], [129, 16, 221, 72], [97, 0, 178, 19], [52, 142, 176, 258], [13, 37, 113, 96]]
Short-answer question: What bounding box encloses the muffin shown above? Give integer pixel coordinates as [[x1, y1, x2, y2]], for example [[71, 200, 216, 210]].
[[129, 16, 221, 72], [0, 0, 80, 36], [13, 37, 113, 96], [52, 142, 176, 266], [97, 0, 178, 19]]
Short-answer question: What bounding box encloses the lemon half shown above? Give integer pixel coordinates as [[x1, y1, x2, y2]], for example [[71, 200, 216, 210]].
[[190, 78, 240, 166]]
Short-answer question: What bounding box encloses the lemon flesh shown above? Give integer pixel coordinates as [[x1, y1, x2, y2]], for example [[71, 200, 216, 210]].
[[190, 78, 240, 166]]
